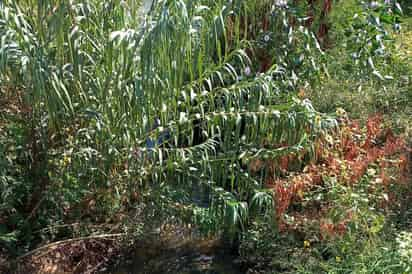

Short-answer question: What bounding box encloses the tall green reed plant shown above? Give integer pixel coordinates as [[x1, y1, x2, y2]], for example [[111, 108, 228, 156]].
[[0, 0, 333, 247]]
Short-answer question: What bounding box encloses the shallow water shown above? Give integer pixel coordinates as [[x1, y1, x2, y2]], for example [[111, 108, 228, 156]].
[[111, 249, 242, 274], [109, 229, 243, 274]]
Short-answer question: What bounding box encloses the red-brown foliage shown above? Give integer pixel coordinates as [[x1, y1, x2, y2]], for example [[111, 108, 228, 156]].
[[254, 114, 410, 238]]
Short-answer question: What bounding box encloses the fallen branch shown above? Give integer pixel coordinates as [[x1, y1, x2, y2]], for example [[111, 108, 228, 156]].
[[16, 233, 126, 261]]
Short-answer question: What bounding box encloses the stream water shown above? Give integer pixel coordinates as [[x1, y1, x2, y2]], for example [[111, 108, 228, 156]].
[[109, 234, 244, 274], [111, 249, 242, 274]]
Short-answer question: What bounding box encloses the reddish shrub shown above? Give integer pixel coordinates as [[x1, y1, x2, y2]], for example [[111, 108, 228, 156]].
[[253, 114, 410, 237]]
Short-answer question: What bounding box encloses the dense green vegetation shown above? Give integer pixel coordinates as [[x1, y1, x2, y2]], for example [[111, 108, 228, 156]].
[[0, 0, 411, 273]]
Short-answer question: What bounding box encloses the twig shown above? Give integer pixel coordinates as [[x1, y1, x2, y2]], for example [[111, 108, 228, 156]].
[[25, 196, 45, 223], [85, 260, 106, 274], [16, 233, 126, 261]]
